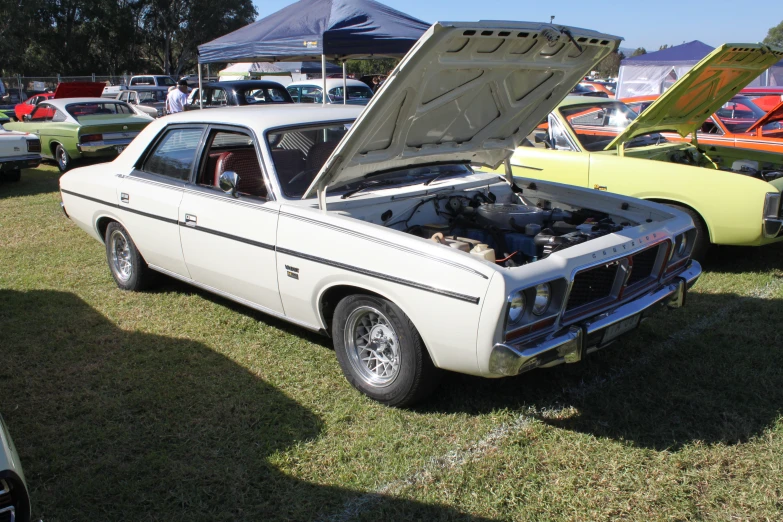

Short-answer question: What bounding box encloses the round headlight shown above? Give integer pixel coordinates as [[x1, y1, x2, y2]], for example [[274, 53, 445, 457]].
[[532, 283, 551, 316], [508, 291, 526, 325], [677, 234, 688, 257]]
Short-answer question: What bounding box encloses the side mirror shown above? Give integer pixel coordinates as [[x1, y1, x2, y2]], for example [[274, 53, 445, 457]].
[[534, 131, 547, 144], [23, 114, 31, 122], [219, 171, 240, 198]]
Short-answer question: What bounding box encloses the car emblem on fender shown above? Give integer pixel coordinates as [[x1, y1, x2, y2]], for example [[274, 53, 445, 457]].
[[123, 126, 128, 130]]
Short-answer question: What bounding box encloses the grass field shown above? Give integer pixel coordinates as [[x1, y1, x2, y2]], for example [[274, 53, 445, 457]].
[[2, 165, 783, 521]]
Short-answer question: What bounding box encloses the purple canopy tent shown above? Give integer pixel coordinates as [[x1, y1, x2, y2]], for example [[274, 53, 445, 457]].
[[196, 0, 430, 105]]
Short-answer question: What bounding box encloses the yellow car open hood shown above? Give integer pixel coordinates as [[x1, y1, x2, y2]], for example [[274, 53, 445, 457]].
[[606, 43, 783, 150]]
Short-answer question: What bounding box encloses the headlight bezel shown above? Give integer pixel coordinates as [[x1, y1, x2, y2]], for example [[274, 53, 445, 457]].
[[506, 291, 526, 327], [531, 283, 552, 316], [504, 279, 566, 341], [763, 192, 781, 220]]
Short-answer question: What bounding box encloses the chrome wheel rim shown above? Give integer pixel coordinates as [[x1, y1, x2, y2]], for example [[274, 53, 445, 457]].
[[109, 229, 132, 282], [344, 306, 401, 387], [58, 148, 67, 169]]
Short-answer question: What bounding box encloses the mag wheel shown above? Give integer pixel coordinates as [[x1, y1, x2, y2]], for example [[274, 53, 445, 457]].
[[332, 294, 441, 407], [104, 222, 156, 291]]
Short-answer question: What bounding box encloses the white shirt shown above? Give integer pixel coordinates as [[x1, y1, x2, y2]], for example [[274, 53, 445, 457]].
[[167, 89, 188, 113]]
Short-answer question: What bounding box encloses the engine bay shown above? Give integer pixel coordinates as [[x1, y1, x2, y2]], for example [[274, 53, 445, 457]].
[[667, 148, 783, 182], [388, 190, 633, 267]]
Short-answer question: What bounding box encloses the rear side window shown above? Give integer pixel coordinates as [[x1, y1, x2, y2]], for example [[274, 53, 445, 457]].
[[142, 127, 204, 181]]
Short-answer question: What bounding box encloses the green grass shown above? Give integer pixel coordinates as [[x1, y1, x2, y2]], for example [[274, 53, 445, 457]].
[[2, 165, 783, 521]]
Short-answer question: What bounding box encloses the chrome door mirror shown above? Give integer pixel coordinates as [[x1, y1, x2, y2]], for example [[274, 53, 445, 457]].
[[219, 171, 240, 198], [23, 114, 31, 122]]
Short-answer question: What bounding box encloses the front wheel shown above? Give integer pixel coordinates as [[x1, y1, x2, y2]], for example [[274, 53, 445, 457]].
[[55, 144, 71, 172], [332, 294, 441, 407], [104, 222, 156, 291], [665, 204, 709, 263]]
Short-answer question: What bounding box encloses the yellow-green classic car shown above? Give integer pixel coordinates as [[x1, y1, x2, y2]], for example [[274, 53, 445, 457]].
[[507, 43, 783, 259]]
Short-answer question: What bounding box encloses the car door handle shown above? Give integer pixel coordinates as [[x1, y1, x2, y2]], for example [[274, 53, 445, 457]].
[[184, 214, 197, 227], [120, 192, 129, 203], [593, 185, 607, 191]]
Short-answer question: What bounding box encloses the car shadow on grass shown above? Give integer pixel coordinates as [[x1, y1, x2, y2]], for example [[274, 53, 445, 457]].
[[424, 291, 783, 451], [702, 242, 783, 274], [0, 166, 61, 200], [0, 290, 495, 521]]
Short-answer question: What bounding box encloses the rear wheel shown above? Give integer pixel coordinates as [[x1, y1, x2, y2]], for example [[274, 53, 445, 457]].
[[666, 204, 709, 263], [332, 294, 441, 407], [55, 144, 71, 173], [104, 222, 156, 291]]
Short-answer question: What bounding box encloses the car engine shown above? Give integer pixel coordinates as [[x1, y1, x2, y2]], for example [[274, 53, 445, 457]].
[[401, 192, 629, 267]]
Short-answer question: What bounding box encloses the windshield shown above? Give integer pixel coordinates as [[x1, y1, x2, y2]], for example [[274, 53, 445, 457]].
[[158, 77, 176, 86], [239, 86, 290, 104], [267, 122, 473, 199], [66, 102, 134, 121], [138, 91, 166, 104], [714, 96, 781, 133], [328, 86, 374, 102], [559, 102, 664, 151]]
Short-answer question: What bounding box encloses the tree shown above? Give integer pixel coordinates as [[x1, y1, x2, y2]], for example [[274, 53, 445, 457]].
[[631, 47, 647, 57], [595, 51, 624, 78], [763, 20, 783, 48], [659, 44, 669, 50], [345, 58, 399, 77]]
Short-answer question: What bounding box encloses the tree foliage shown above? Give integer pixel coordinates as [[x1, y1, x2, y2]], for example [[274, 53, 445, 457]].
[[0, 0, 256, 77], [345, 58, 399, 77], [763, 20, 783, 48], [631, 47, 647, 57], [594, 51, 624, 78]]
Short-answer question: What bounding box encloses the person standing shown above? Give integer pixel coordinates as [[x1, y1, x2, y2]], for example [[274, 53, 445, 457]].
[[166, 79, 188, 114]]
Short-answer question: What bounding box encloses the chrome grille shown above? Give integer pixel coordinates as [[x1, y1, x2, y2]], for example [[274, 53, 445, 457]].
[[566, 262, 619, 311], [626, 244, 661, 287]]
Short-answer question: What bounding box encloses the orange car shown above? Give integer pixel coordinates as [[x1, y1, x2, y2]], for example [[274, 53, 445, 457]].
[[740, 87, 783, 112], [579, 81, 615, 98], [623, 94, 783, 154]]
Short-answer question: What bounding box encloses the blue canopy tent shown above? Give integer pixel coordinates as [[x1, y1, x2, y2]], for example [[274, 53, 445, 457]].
[[196, 0, 430, 105], [617, 40, 783, 98]]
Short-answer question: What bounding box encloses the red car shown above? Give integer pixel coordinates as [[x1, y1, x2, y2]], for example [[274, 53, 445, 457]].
[[740, 87, 783, 112], [14, 92, 54, 121]]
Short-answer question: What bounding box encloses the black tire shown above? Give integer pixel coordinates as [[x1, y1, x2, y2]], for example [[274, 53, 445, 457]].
[[55, 143, 71, 173], [104, 222, 156, 291], [666, 204, 709, 263], [332, 294, 441, 407], [1, 169, 21, 182]]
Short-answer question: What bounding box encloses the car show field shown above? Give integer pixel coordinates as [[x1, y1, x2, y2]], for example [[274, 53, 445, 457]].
[[2, 165, 783, 520]]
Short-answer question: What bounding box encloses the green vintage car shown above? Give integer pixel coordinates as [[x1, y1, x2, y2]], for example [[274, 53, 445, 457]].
[[4, 97, 151, 172], [506, 43, 783, 259], [0, 414, 30, 521]]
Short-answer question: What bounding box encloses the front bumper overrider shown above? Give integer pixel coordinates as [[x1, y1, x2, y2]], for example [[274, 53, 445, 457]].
[[489, 261, 702, 376]]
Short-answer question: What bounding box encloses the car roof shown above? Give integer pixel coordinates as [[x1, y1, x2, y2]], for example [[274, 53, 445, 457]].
[[161, 104, 363, 131], [200, 80, 288, 90], [287, 79, 371, 88]]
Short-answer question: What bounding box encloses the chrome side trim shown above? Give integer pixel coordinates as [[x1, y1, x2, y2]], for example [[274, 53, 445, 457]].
[[280, 212, 490, 280], [147, 264, 322, 332], [277, 247, 481, 304]]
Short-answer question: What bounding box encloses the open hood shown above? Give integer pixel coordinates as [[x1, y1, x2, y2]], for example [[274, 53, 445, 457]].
[[606, 43, 783, 150], [746, 98, 783, 133], [53, 82, 106, 99], [304, 21, 621, 197]]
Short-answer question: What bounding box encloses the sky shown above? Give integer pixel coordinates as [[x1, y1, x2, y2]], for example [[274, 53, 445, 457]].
[[252, 0, 781, 52]]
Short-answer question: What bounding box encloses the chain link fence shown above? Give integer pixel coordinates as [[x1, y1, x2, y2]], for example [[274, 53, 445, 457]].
[[1, 74, 133, 104]]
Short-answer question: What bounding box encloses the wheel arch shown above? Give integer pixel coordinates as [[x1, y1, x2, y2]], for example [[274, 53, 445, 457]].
[[646, 198, 712, 242], [316, 282, 439, 365], [49, 140, 62, 157]]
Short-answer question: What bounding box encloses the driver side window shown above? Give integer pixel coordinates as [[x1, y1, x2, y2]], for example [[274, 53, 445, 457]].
[[196, 129, 268, 199]]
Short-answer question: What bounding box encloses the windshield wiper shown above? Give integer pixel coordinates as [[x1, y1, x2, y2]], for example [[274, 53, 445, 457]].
[[340, 179, 401, 199]]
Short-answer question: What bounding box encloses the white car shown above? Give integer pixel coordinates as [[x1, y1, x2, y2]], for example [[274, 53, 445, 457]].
[[0, 127, 41, 182], [59, 21, 701, 406], [286, 78, 375, 105]]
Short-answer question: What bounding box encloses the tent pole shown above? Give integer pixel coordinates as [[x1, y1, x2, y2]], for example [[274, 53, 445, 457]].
[[322, 54, 327, 105], [343, 62, 347, 104], [198, 62, 203, 110]]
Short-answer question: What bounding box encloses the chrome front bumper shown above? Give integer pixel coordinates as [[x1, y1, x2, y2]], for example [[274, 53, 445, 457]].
[[489, 261, 702, 376]]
